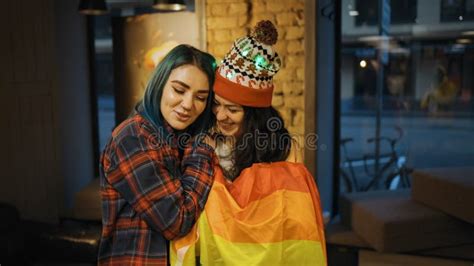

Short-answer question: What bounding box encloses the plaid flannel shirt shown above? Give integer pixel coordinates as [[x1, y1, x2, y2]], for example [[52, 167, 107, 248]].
[[98, 113, 215, 265]]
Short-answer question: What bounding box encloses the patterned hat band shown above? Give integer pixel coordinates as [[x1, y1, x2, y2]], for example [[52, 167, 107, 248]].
[[213, 67, 273, 107]]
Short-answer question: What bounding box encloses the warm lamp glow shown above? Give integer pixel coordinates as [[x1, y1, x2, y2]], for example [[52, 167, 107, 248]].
[[456, 38, 472, 44], [144, 41, 179, 69], [152, 0, 187, 11], [78, 0, 108, 15]]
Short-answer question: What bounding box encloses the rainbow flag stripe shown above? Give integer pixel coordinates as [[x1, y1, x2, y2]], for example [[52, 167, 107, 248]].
[[171, 162, 327, 266]]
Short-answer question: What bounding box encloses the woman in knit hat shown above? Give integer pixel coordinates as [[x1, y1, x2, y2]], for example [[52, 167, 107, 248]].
[[171, 21, 327, 266]]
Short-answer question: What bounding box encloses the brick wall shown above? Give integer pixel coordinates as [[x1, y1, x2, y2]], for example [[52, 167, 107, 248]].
[[205, 0, 306, 160]]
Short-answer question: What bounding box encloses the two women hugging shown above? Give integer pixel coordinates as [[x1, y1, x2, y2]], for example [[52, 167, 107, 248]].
[[98, 20, 326, 266]]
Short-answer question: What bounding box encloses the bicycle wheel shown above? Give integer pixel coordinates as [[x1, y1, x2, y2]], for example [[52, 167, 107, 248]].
[[399, 166, 413, 188], [385, 171, 401, 190], [384, 167, 413, 190]]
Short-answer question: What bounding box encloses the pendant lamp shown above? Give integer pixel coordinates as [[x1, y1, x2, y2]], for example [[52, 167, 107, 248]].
[[78, 0, 108, 15], [152, 0, 187, 11]]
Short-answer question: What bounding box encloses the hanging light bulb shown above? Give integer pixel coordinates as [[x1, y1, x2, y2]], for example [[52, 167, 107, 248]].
[[78, 0, 108, 15], [152, 0, 187, 11]]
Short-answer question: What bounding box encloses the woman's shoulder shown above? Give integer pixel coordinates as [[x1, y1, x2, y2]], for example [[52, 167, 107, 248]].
[[253, 161, 306, 169], [229, 162, 314, 196], [245, 161, 311, 178], [111, 114, 158, 141]]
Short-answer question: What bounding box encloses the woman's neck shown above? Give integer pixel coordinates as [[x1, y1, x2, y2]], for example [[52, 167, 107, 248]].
[[215, 139, 239, 181]]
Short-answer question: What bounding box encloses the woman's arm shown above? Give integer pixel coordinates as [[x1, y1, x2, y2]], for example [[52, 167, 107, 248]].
[[105, 134, 215, 240]]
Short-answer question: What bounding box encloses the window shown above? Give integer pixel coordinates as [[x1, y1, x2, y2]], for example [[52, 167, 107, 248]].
[[355, 0, 417, 26], [92, 15, 116, 152], [339, 1, 474, 197], [441, 0, 474, 22]]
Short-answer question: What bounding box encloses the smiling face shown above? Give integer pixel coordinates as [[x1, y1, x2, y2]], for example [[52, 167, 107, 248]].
[[213, 94, 245, 137], [160, 64, 210, 131]]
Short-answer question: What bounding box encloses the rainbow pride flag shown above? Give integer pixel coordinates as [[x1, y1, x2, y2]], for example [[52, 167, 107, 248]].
[[171, 161, 327, 266]]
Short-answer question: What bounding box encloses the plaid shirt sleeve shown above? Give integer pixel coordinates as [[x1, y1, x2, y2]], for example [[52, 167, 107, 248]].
[[105, 131, 215, 240]]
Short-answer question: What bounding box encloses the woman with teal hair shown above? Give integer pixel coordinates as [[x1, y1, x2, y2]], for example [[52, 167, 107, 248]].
[[98, 44, 217, 265]]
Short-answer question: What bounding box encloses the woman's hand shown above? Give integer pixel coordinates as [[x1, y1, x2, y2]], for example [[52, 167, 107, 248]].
[[203, 135, 216, 149]]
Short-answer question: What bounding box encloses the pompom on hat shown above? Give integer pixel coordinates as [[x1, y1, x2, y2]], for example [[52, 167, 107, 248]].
[[213, 20, 282, 107]]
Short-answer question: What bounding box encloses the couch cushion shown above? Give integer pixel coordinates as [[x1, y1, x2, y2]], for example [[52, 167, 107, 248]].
[[344, 190, 474, 252], [412, 167, 474, 225], [339, 189, 408, 229]]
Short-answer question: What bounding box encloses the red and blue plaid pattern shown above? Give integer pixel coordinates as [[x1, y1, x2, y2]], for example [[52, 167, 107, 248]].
[[98, 114, 215, 265]]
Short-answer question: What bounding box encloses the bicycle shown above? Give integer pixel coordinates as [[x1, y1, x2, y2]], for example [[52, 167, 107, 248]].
[[339, 126, 413, 193]]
